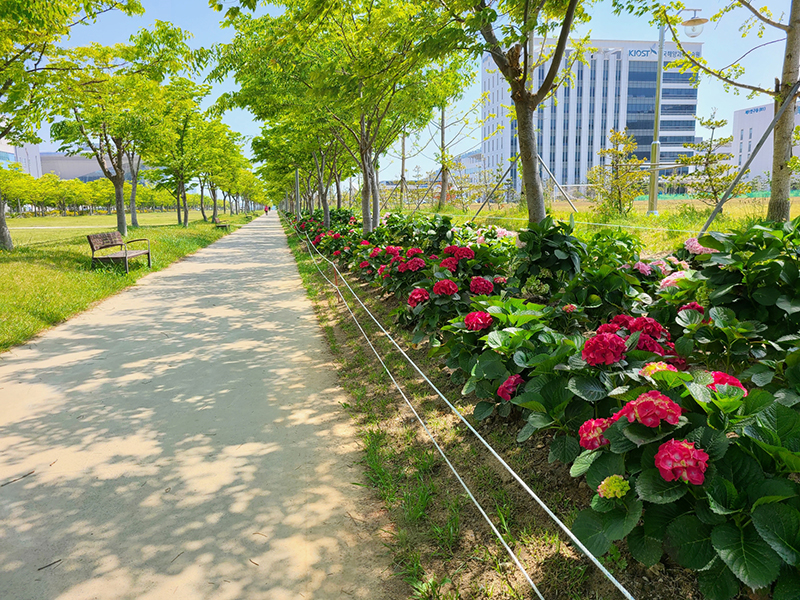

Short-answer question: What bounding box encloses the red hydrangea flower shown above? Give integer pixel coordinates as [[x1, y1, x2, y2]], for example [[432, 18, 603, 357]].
[[470, 277, 494, 295], [397, 261, 409, 273], [389, 254, 402, 263], [578, 418, 612, 450], [497, 374, 524, 401], [313, 234, 323, 245], [635, 333, 665, 355], [408, 288, 430, 307], [454, 247, 475, 261], [406, 248, 423, 257], [406, 257, 426, 272], [343, 247, 350, 251], [610, 315, 635, 329], [377, 265, 387, 276], [333, 233, 341, 239], [708, 372, 748, 396], [442, 245, 459, 255], [582, 333, 627, 366], [359, 261, 370, 269], [429, 255, 439, 260], [464, 312, 493, 331], [440, 257, 459, 273], [493, 276, 507, 285], [612, 390, 681, 428], [360, 240, 370, 245], [385, 246, 401, 257], [655, 439, 709, 485], [679, 302, 705, 314], [433, 279, 458, 296], [369, 247, 381, 258], [333, 250, 341, 256], [630, 317, 665, 339], [597, 323, 620, 335], [562, 304, 577, 313]]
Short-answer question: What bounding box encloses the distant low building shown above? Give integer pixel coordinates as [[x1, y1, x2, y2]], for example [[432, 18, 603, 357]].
[[729, 103, 800, 181], [454, 147, 482, 184], [0, 140, 42, 177], [40, 152, 137, 182]]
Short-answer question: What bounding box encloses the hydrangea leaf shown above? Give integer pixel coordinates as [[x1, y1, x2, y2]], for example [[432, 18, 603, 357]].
[[567, 376, 607, 403], [626, 524, 663, 567], [664, 515, 716, 569], [695, 558, 740, 600], [601, 495, 642, 541], [635, 468, 688, 504], [548, 435, 580, 465], [571, 509, 611, 557], [711, 522, 782, 589], [472, 401, 495, 421], [752, 503, 800, 566], [773, 567, 800, 600], [684, 426, 729, 461], [569, 450, 601, 478]]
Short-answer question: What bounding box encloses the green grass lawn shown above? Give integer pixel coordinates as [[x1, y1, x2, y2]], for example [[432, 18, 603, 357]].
[[0, 211, 257, 353]]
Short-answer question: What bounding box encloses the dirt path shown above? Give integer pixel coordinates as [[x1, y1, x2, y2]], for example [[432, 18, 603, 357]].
[[0, 215, 397, 600]]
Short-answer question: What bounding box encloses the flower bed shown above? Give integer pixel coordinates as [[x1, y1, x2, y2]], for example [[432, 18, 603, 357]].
[[288, 209, 800, 600]]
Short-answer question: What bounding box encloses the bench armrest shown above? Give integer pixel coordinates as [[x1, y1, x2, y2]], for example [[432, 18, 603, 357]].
[[125, 238, 151, 252]]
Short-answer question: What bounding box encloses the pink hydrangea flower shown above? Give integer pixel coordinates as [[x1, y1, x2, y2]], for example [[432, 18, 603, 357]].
[[464, 312, 493, 331], [578, 418, 612, 450], [408, 288, 429, 307], [454, 247, 475, 261], [433, 279, 458, 296], [360, 240, 370, 246], [406, 257, 426, 272], [658, 271, 689, 290], [640, 362, 678, 377], [440, 257, 459, 273], [469, 277, 494, 295], [359, 261, 370, 269], [497, 375, 524, 401], [582, 333, 627, 366], [707, 372, 748, 396], [651, 259, 672, 276], [612, 390, 681, 428], [493, 276, 507, 285], [633, 262, 652, 276], [655, 439, 709, 485], [685, 238, 719, 255], [562, 304, 577, 313], [679, 302, 704, 314]]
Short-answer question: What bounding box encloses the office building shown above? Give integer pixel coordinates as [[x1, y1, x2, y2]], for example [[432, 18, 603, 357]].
[[481, 38, 703, 190], [0, 140, 42, 178]]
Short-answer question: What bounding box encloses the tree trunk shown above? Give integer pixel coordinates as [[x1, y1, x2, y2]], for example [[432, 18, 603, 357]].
[[768, 0, 800, 222], [222, 192, 227, 214], [181, 182, 189, 227], [0, 192, 13, 251], [176, 188, 183, 225], [211, 186, 218, 220], [438, 107, 449, 210], [371, 161, 380, 230], [360, 164, 372, 235], [401, 132, 407, 212], [114, 178, 127, 236], [130, 156, 141, 228], [515, 99, 546, 225], [199, 180, 207, 221]]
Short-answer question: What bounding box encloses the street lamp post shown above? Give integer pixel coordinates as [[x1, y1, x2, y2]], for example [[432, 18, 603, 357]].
[[647, 9, 707, 216]]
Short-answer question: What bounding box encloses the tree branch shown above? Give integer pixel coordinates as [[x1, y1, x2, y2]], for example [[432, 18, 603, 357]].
[[736, 0, 789, 31]]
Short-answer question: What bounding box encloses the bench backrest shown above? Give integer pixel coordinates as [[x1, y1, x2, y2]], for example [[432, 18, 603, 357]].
[[87, 231, 123, 251], [212, 217, 221, 224]]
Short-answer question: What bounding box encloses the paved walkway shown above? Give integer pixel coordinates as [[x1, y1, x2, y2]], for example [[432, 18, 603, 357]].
[[0, 215, 394, 600]]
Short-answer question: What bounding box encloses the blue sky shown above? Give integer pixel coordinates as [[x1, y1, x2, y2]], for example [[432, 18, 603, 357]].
[[43, 0, 788, 181]]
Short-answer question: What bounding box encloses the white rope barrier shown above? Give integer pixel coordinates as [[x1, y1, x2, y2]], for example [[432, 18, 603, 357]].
[[291, 221, 637, 600]]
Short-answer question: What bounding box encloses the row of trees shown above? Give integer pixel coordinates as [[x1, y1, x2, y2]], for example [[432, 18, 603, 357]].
[[0, 2, 265, 251], [211, 0, 799, 232]]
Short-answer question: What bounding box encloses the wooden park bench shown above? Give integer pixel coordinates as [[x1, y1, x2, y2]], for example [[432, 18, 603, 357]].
[[212, 217, 230, 230], [87, 231, 151, 274]]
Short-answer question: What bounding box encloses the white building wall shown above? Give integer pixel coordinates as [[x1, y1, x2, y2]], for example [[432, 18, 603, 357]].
[[0, 140, 42, 178], [729, 103, 800, 181]]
